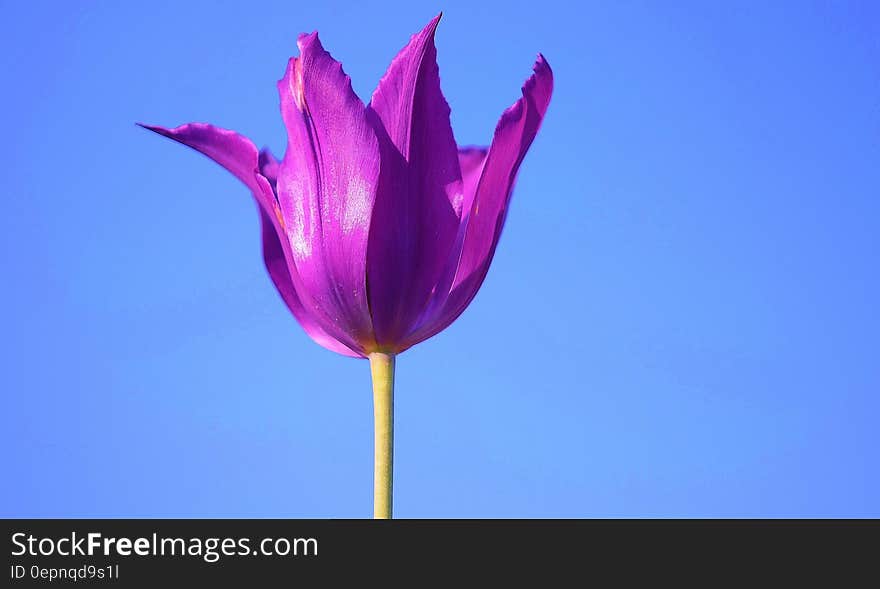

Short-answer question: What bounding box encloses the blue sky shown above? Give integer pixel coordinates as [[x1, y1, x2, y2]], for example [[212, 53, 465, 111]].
[[1, 0, 878, 517]]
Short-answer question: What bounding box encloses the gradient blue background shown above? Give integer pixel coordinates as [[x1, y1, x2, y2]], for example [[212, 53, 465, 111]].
[[2, 0, 877, 517]]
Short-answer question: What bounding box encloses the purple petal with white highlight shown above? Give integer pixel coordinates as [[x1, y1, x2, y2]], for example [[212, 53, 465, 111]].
[[277, 32, 380, 353]]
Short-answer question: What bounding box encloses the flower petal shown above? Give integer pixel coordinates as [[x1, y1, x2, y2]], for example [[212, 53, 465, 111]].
[[455, 55, 553, 291], [140, 124, 360, 356], [455, 146, 488, 218], [365, 14, 462, 348], [138, 122, 276, 213], [277, 33, 380, 353], [258, 151, 361, 357], [403, 55, 553, 348]]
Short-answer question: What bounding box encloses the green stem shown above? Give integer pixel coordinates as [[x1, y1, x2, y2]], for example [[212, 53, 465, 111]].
[[369, 352, 395, 519]]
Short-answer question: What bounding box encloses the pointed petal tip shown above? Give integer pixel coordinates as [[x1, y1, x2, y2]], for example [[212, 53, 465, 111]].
[[138, 122, 190, 142], [137, 122, 166, 135], [294, 30, 352, 82], [490, 55, 553, 129], [137, 121, 252, 143], [399, 13, 441, 51], [531, 53, 552, 80], [296, 30, 321, 53], [516, 53, 553, 112], [423, 13, 442, 39], [534, 53, 553, 79], [138, 122, 210, 143]]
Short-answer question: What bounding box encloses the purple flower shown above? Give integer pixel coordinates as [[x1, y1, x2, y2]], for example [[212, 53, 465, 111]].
[[142, 15, 552, 358]]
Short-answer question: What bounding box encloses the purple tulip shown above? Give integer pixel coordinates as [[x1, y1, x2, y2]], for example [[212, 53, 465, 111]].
[[142, 15, 551, 517]]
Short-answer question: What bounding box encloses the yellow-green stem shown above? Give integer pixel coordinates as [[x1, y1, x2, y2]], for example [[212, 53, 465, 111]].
[[369, 352, 395, 519]]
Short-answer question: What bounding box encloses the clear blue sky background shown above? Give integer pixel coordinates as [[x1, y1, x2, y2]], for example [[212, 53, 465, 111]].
[[1, 0, 878, 517]]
